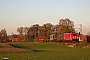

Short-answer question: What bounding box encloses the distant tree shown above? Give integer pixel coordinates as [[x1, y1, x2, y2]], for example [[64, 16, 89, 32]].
[[12, 34, 18, 38], [17, 27, 24, 41], [0, 31, 2, 42], [17, 27, 23, 34], [23, 27, 29, 35], [58, 18, 75, 34], [23, 24, 40, 41], [23, 27, 29, 41], [0, 29, 8, 42], [41, 23, 53, 38]]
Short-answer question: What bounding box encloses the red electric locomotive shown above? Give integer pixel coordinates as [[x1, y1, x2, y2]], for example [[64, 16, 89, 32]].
[[50, 32, 79, 42], [63, 32, 79, 41]]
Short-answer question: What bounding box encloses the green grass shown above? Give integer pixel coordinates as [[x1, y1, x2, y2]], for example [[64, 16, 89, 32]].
[[0, 42, 90, 60]]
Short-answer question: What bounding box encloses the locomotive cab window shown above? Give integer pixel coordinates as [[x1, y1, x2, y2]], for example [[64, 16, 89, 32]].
[[73, 34, 78, 36]]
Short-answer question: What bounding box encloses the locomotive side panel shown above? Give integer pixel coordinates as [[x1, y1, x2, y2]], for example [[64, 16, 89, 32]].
[[64, 33, 72, 41]]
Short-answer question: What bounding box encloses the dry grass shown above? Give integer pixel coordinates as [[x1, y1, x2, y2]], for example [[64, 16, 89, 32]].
[[0, 43, 31, 52]]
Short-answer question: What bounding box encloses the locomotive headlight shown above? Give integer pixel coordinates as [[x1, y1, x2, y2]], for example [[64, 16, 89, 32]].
[[73, 37, 75, 38], [77, 37, 79, 39]]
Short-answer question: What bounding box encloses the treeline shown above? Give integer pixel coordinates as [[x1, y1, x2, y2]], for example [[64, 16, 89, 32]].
[[17, 18, 75, 41], [0, 18, 75, 42]]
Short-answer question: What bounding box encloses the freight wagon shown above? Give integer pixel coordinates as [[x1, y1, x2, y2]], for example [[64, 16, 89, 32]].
[[50, 34, 57, 41], [12, 34, 21, 42], [34, 36, 49, 42], [12, 37, 21, 42]]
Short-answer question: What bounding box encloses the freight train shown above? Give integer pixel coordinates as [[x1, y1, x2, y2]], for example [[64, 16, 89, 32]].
[[34, 32, 87, 42], [34, 32, 80, 42], [34, 36, 49, 42]]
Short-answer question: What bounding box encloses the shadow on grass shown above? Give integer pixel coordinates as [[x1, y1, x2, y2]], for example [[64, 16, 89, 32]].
[[33, 50, 51, 52], [9, 44, 26, 48]]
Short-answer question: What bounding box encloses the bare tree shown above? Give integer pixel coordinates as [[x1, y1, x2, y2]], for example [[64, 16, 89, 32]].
[[0, 29, 8, 42], [17, 27, 24, 41], [23, 27, 29, 41]]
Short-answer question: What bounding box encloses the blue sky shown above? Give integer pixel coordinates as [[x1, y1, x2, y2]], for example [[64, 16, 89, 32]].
[[0, 0, 90, 35]]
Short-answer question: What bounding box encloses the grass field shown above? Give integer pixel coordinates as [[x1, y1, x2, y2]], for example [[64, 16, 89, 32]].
[[0, 42, 90, 60]]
